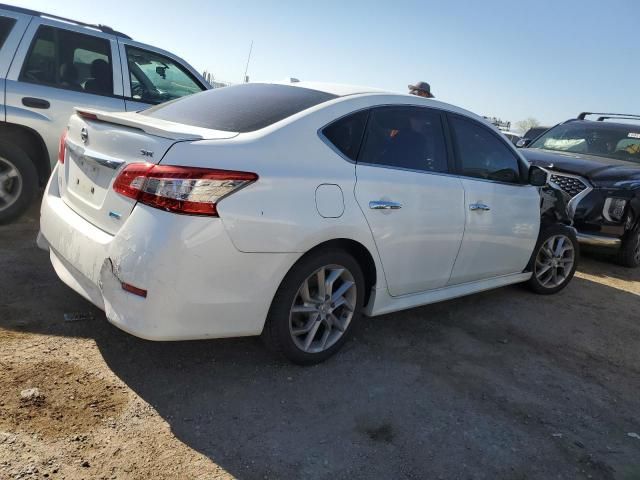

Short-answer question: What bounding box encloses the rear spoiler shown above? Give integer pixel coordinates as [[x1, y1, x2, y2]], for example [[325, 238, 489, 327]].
[[74, 108, 237, 141]]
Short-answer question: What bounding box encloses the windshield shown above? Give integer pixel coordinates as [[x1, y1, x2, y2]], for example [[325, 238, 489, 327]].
[[126, 46, 203, 104], [530, 121, 640, 164]]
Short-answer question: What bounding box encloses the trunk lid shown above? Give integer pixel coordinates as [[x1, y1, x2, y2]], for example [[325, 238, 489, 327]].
[[59, 109, 238, 235]]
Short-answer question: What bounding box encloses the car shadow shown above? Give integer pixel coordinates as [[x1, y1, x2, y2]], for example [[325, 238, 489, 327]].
[[90, 273, 640, 479], [579, 250, 640, 284], [2, 222, 640, 478]]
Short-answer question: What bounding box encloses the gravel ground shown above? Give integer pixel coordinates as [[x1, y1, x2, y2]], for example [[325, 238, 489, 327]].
[[1, 206, 639, 480]]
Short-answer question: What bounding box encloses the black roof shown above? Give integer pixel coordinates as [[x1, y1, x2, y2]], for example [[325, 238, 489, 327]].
[[0, 3, 131, 38]]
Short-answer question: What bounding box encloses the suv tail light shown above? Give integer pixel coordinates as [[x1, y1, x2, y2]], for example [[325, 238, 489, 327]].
[[58, 130, 68, 164], [113, 164, 258, 216]]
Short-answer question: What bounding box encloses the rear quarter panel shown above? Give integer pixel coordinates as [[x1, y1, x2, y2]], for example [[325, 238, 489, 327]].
[[160, 95, 386, 276]]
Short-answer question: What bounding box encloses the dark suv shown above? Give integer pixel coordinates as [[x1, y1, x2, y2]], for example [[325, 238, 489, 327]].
[[520, 112, 640, 267]]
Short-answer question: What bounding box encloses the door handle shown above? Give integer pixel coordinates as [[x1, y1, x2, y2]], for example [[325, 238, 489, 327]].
[[22, 97, 50, 109], [369, 200, 403, 210], [469, 203, 490, 211]]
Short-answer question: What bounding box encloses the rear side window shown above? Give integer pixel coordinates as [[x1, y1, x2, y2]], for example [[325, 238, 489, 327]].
[[126, 46, 204, 104], [20, 26, 113, 95], [358, 106, 448, 172], [142, 83, 338, 132], [322, 110, 368, 161], [0, 16, 16, 50], [449, 115, 521, 183]]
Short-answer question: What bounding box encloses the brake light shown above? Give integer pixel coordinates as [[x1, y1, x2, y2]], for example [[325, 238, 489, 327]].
[[112, 164, 258, 216], [58, 130, 68, 164]]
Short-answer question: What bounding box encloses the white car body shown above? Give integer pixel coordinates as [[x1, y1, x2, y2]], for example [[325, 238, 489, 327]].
[[38, 82, 541, 342]]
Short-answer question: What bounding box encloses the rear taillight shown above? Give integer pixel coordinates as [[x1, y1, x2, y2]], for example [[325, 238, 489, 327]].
[[112, 164, 258, 216], [58, 130, 68, 164]]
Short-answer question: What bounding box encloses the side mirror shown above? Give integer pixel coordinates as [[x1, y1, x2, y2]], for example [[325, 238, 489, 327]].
[[516, 138, 531, 148], [529, 165, 548, 187]]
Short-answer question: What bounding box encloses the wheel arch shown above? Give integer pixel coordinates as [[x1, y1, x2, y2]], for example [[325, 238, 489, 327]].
[[0, 123, 51, 186], [297, 238, 379, 307]]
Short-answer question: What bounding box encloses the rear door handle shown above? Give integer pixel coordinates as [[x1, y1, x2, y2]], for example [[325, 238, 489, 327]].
[[369, 200, 403, 210], [469, 203, 490, 211], [22, 97, 50, 109]]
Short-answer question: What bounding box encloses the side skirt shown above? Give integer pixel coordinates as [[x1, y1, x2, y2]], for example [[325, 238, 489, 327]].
[[365, 272, 532, 317]]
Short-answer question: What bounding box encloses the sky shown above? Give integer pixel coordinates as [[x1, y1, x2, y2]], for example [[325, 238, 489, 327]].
[[11, 0, 640, 129]]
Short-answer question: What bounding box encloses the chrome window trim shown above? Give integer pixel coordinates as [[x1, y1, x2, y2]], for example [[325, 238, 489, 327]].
[[316, 104, 531, 187], [66, 140, 124, 170], [356, 161, 458, 180]]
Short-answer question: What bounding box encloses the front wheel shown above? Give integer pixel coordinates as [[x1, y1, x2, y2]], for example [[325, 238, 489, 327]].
[[262, 249, 365, 365], [527, 224, 578, 294], [616, 225, 640, 268]]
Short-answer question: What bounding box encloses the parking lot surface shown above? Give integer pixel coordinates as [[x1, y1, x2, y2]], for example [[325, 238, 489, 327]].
[[1, 208, 639, 480]]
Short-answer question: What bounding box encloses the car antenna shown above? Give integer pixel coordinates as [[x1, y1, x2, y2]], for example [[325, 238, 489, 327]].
[[243, 40, 254, 83]]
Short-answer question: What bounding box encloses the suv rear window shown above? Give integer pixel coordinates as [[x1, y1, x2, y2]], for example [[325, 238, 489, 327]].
[[142, 83, 338, 132], [0, 16, 15, 50], [20, 25, 113, 95]]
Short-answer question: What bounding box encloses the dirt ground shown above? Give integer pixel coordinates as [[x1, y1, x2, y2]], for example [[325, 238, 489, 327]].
[[1, 205, 639, 480]]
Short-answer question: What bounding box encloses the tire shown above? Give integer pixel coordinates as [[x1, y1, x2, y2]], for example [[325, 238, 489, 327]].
[[0, 142, 38, 224], [262, 249, 365, 365], [527, 224, 578, 294], [616, 224, 640, 268]]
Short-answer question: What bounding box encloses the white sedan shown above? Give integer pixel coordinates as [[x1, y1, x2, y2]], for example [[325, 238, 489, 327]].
[[38, 82, 577, 364]]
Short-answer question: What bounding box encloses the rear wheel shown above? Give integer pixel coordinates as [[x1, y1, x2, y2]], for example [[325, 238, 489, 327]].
[[262, 249, 365, 365], [616, 225, 640, 268], [527, 224, 578, 294], [0, 142, 38, 224]]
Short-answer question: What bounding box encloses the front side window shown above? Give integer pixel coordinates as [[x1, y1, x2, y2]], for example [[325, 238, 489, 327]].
[[358, 106, 448, 172], [0, 16, 16, 50], [322, 110, 368, 161], [530, 122, 640, 164], [126, 46, 204, 104], [20, 26, 113, 95], [450, 115, 521, 183]]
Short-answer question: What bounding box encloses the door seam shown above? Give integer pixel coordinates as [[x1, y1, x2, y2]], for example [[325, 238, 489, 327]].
[[445, 176, 467, 286]]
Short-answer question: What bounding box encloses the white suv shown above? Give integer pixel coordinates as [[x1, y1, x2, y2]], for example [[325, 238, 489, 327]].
[[38, 82, 578, 364], [0, 4, 209, 222]]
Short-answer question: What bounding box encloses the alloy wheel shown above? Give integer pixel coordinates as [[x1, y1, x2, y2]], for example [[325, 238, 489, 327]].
[[534, 234, 575, 288], [289, 264, 357, 354], [0, 157, 22, 212]]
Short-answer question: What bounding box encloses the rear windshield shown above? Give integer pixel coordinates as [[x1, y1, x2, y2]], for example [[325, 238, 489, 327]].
[[141, 83, 338, 133]]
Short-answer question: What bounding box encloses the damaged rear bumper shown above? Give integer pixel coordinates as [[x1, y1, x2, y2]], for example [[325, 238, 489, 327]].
[[39, 176, 298, 341]]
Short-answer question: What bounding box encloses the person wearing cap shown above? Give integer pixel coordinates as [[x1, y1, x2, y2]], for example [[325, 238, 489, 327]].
[[408, 81, 434, 98]]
